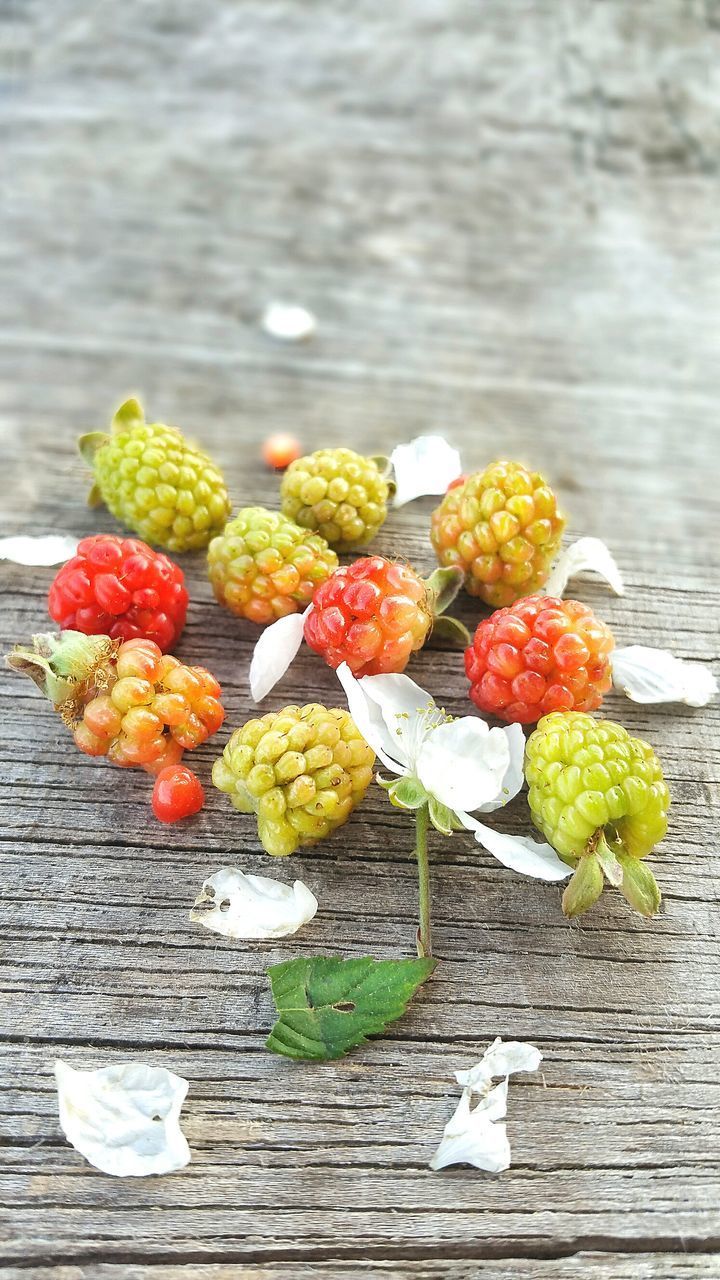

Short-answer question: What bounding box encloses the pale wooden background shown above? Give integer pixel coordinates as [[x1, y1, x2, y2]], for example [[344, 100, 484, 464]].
[[1, 2, 719, 1277]]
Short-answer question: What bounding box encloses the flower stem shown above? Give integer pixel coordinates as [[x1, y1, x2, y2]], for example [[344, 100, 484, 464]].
[[415, 803, 432, 958]]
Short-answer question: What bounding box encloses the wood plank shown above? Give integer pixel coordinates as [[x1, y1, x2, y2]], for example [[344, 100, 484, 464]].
[[1, 0, 719, 1273]]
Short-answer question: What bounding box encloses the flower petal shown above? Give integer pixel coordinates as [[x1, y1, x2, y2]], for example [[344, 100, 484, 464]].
[[390, 436, 463, 508], [0, 534, 78, 566], [429, 1085, 511, 1173], [346, 668, 444, 770], [611, 645, 717, 707], [543, 537, 624, 598], [459, 815, 571, 881], [261, 302, 316, 342], [54, 1060, 190, 1177], [249, 608, 309, 702], [190, 866, 318, 940], [336, 663, 408, 773], [416, 717, 510, 812], [456, 1038, 543, 1091], [475, 722, 526, 813]]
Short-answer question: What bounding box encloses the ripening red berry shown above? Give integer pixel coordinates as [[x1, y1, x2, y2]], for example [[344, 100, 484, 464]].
[[152, 764, 205, 823], [465, 595, 615, 724], [48, 534, 188, 651]]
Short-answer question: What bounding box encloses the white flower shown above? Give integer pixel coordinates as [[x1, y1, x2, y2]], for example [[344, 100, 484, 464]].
[[543, 536, 624, 598], [390, 436, 463, 507], [336, 664, 569, 882], [190, 866, 318, 940], [54, 1060, 190, 1177], [430, 1036, 542, 1173], [0, 534, 78, 566], [611, 645, 717, 707]]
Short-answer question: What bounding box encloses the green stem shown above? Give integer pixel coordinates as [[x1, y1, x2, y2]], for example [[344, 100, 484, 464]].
[[415, 803, 432, 958]]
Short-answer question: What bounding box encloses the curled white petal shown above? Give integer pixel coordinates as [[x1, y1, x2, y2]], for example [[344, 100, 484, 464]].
[[261, 302, 316, 342], [336, 663, 408, 773], [611, 645, 717, 707], [54, 1060, 190, 1177], [456, 1037, 543, 1091], [0, 534, 78, 566], [337, 664, 442, 773], [544, 537, 623, 598], [475, 722, 525, 814], [190, 866, 317, 940], [249, 608, 309, 702], [430, 1037, 542, 1174], [416, 717, 510, 813], [459, 814, 571, 882], [390, 436, 462, 507], [430, 1083, 511, 1173]]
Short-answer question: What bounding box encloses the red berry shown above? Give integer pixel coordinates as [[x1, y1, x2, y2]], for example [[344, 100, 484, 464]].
[[48, 535, 188, 651], [465, 595, 615, 724], [303, 555, 432, 676], [152, 765, 205, 823]]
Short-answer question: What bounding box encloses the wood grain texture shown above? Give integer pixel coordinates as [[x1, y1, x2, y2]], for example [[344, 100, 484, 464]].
[[1, 0, 719, 1275]]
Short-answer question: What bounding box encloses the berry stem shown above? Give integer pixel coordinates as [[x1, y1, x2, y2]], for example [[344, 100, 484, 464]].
[[415, 803, 432, 958]]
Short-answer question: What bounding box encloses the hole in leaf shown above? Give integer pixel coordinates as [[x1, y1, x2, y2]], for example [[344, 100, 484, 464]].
[[333, 1001, 356, 1013]]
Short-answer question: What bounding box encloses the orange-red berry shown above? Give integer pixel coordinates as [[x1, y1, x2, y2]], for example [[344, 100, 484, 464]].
[[152, 764, 205, 823]]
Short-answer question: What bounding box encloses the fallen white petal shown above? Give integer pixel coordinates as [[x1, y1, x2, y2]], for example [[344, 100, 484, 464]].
[[456, 1037, 543, 1091], [0, 535, 78, 566], [54, 1060, 190, 1177], [543, 537, 624, 598], [611, 645, 717, 707], [390, 436, 462, 507], [430, 1037, 542, 1174], [459, 815, 571, 881], [190, 866, 318, 939], [416, 717, 510, 813], [429, 1083, 511, 1173], [475, 722, 525, 813], [250, 608, 309, 702], [261, 302, 316, 342]]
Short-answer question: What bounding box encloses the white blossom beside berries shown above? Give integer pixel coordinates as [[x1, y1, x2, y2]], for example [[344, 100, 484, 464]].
[[430, 1037, 542, 1173], [336, 664, 570, 881], [54, 1060, 190, 1177], [190, 866, 318, 940], [0, 534, 78, 566], [611, 645, 717, 707], [250, 606, 310, 702], [390, 436, 463, 507], [543, 536, 624, 598]]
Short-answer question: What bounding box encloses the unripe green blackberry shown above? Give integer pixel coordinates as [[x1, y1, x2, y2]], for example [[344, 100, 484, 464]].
[[525, 712, 670, 918], [207, 508, 338, 625], [78, 398, 231, 553], [213, 704, 376, 856], [430, 461, 565, 608], [280, 448, 389, 548]]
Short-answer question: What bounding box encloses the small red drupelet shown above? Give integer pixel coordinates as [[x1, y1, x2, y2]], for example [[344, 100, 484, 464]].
[[152, 764, 205, 823]]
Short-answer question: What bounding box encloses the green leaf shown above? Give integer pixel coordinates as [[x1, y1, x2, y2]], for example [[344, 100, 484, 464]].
[[388, 776, 427, 810], [112, 397, 144, 429], [617, 853, 662, 918], [266, 954, 436, 1061]]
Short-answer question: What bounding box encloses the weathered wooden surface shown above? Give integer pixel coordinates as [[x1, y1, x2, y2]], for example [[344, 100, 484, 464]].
[[1, 0, 719, 1276]]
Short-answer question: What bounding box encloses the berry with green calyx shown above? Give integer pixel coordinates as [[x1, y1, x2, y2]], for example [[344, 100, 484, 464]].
[[7, 631, 225, 773], [212, 703, 375, 856], [207, 507, 338, 625], [524, 711, 670, 918], [280, 447, 390, 548], [430, 460, 565, 607], [78, 398, 231, 552]]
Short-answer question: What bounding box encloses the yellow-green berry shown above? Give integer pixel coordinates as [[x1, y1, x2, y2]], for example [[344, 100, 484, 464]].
[[525, 711, 670, 918], [280, 448, 389, 548], [430, 460, 565, 607], [78, 398, 231, 553], [207, 507, 338, 625], [212, 703, 375, 855]]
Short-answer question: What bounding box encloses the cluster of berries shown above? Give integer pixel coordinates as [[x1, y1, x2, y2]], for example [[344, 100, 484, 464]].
[[8, 396, 671, 920]]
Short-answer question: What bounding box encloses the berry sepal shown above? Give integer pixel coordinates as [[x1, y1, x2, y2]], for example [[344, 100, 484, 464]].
[[616, 854, 662, 918], [561, 853, 604, 917], [7, 630, 118, 719]]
